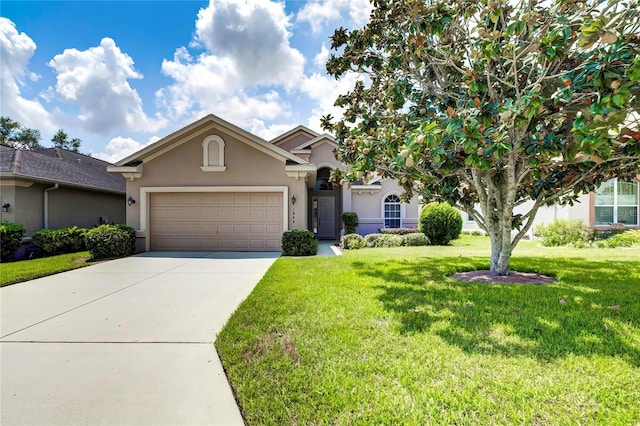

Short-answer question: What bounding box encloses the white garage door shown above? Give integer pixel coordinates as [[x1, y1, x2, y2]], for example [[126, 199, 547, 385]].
[[150, 192, 283, 251]]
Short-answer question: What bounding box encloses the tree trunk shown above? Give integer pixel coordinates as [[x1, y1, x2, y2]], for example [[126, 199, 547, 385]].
[[489, 234, 512, 275]]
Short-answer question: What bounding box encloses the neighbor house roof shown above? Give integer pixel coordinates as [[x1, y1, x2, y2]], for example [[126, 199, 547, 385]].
[[0, 145, 125, 193]]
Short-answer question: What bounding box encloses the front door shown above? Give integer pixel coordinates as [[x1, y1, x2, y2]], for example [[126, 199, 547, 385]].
[[314, 196, 336, 239]]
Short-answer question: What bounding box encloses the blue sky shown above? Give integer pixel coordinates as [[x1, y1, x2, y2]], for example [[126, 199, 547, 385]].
[[1, 0, 370, 162]]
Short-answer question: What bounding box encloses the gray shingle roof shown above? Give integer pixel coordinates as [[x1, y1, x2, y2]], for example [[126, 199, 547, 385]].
[[0, 146, 125, 193]]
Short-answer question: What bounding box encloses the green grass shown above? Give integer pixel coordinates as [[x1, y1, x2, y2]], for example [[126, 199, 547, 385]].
[[216, 236, 640, 425], [0, 251, 91, 287]]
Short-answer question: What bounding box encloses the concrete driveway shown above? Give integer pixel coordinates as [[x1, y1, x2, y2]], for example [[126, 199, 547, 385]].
[[1, 251, 279, 425]]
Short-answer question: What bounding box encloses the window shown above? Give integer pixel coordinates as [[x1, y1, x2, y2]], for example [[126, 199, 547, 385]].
[[314, 167, 334, 191], [384, 194, 402, 228], [594, 179, 638, 226], [201, 135, 226, 172]]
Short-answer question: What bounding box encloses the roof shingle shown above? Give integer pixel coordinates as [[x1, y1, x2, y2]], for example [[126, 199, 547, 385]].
[[0, 146, 125, 193]]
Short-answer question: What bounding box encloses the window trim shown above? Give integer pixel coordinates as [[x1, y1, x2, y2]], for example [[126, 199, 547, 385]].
[[201, 135, 226, 172], [382, 192, 403, 228], [594, 178, 639, 226]]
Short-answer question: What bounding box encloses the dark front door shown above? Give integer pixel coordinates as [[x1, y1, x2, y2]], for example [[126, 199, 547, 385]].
[[316, 196, 336, 239]]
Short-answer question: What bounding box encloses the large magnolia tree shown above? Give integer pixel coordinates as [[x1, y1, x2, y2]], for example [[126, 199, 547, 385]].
[[322, 0, 640, 275]]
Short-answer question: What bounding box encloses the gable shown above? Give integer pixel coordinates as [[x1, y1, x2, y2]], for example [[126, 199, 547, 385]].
[[270, 126, 318, 152], [139, 126, 292, 187], [112, 114, 306, 167]]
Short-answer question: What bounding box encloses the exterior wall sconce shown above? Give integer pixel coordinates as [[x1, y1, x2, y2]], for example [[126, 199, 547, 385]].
[[127, 196, 136, 207], [291, 195, 296, 205], [2, 203, 10, 212]]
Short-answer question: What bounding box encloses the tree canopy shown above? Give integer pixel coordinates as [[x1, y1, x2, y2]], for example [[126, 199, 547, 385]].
[[51, 129, 82, 153], [323, 0, 640, 275], [0, 116, 43, 150]]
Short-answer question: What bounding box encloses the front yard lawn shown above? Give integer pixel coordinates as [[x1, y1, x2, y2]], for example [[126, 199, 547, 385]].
[[0, 251, 91, 287], [216, 236, 640, 425]]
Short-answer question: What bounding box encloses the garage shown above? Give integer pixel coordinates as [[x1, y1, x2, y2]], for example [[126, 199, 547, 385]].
[[149, 192, 284, 251]]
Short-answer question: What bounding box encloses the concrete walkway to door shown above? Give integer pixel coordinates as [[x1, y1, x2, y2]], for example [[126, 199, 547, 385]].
[[0, 251, 279, 426]]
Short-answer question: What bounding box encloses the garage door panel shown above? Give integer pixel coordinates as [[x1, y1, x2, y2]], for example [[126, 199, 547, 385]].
[[150, 192, 283, 251], [233, 224, 250, 234], [233, 194, 250, 205], [266, 194, 281, 206], [250, 210, 266, 220], [250, 224, 265, 233], [266, 223, 281, 234], [266, 208, 283, 221], [233, 209, 250, 221]]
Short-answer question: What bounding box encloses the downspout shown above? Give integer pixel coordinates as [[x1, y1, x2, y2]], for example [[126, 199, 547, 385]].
[[44, 183, 59, 229]]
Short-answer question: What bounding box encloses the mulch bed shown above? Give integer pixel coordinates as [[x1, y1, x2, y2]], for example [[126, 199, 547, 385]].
[[452, 270, 556, 285]]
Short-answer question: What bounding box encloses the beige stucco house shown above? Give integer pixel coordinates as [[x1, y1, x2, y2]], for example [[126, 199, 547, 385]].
[[0, 146, 125, 236], [108, 114, 420, 252]]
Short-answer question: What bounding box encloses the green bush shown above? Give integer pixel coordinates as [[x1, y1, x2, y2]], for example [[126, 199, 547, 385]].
[[340, 233, 365, 250], [282, 230, 318, 256], [595, 229, 640, 248], [84, 224, 136, 260], [364, 233, 403, 248], [32, 226, 87, 255], [341, 212, 359, 235], [0, 221, 26, 261], [418, 202, 463, 245], [402, 233, 430, 246], [379, 228, 418, 235], [533, 219, 591, 247]]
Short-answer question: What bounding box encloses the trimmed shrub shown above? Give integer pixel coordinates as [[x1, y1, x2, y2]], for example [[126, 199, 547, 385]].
[[364, 233, 403, 248], [115, 224, 136, 256], [419, 202, 463, 245], [282, 230, 318, 256], [533, 219, 591, 247], [379, 227, 418, 235], [32, 226, 87, 255], [596, 229, 640, 248], [402, 233, 429, 246], [0, 221, 26, 261], [340, 233, 365, 250], [84, 224, 136, 260], [341, 212, 359, 235], [461, 230, 486, 236]]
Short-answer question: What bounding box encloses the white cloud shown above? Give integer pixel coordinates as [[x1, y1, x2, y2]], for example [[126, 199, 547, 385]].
[[297, 0, 372, 34], [250, 119, 296, 140], [157, 0, 304, 126], [314, 43, 330, 70], [93, 135, 160, 163], [301, 71, 362, 133], [48, 37, 166, 135], [0, 18, 55, 133]]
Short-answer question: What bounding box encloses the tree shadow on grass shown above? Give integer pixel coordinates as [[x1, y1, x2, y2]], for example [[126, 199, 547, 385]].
[[352, 257, 640, 366]]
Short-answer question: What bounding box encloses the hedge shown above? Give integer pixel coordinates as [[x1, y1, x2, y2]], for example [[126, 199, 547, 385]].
[[32, 226, 87, 255], [282, 230, 318, 256], [84, 224, 136, 260], [0, 222, 26, 261]]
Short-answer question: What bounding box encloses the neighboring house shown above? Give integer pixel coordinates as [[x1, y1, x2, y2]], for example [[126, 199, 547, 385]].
[[0, 146, 126, 235], [108, 114, 420, 252], [461, 176, 640, 236]]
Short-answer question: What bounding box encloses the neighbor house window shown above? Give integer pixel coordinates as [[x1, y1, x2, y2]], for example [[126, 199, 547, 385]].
[[201, 135, 226, 172], [384, 194, 402, 228], [594, 179, 638, 226]]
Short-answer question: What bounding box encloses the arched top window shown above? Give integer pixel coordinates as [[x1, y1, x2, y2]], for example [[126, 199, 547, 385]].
[[201, 135, 226, 172], [314, 167, 334, 191], [383, 194, 402, 228]]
